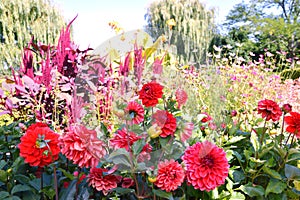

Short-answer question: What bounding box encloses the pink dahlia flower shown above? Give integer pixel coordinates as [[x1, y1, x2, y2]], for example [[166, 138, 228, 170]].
[[110, 128, 141, 151], [88, 168, 121, 195], [125, 101, 144, 124], [155, 159, 185, 192], [178, 122, 194, 142], [60, 125, 107, 168], [175, 88, 188, 109], [152, 110, 177, 137], [182, 141, 229, 191]]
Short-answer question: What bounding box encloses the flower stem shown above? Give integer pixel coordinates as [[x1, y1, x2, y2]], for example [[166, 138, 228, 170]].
[[259, 118, 268, 145], [53, 166, 59, 200], [279, 113, 285, 147]]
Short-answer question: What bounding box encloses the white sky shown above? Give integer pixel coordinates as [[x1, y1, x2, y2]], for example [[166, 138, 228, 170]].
[[54, 0, 242, 49]]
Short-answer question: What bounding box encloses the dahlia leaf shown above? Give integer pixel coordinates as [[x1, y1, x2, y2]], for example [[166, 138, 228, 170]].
[[285, 164, 300, 180], [0, 191, 9, 199], [225, 136, 246, 145], [239, 183, 264, 197], [59, 180, 77, 200], [132, 139, 145, 155], [287, 149, 300, 163], [11, 184, 31, 194], [230, 191, 245, 200], [106, 149, 131, 169], [153, 189, 173, 199], [265, 179, 286, 197], [262, 166, 282, 180], [0, 160, 6, 170]]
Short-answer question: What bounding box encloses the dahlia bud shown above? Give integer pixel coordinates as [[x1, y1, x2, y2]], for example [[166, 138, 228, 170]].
[[282, 103, 292, 114], [269, 129, 277, 136], [231, 110, 237, 117], [148, 124, 162, 138], [148, 176, 157, 183]]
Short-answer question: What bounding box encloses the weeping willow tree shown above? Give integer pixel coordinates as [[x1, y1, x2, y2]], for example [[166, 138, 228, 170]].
[[145, 0, 215, 65], [0, 0, 66, 73]]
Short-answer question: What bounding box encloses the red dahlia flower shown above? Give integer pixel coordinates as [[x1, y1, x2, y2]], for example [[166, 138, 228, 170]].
[[18, 122, 60, 167], [257, 99, 282, 121], [201, 112, 212, 123], [60, 125, 107, 168], [155, 159, 185, 192], [88, 167, 121, 195], [152, 110, 177, 137], [182, 141, 229, 192], [284, 112, 300, 138], [125, 101, 144, 124], [110, 128, 141, 151], [139, 81, 163, 107], [282, 103, 292, 114]]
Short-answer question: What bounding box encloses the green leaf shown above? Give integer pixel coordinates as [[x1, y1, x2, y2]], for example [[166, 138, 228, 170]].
[[265, 179, 287, 197], [0, 191, 10, 199], [11, 196, 22, 200], [262, 166, 282, 179], [249, 157, 266, 166], [159, 137, 170, 148], [285, 164, 300, 180], [14, 175, 30, 184], [59, 179, 76, 200], [113, 187, 135, 195], [11, 184, 31, 194], [41, 187, 56, 199], [0, 170, 7, 182], [29, 179, 41, 191], [0, 160, 6, 170], [239, 183, 265, 197], [287, 149, 300, 163], [232, 170, 245, 183], [153, 189, 173, 199], [229, 191, 245, 200], [106, 148, 131, 169], [132, 139, 145, 155], [250, 130, 260, 152], [58, 168, 75, 180], [226, 136, 245, 145]]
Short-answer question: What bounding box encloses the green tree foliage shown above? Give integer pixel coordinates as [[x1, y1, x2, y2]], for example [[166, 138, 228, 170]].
[[216, 0, 300, 69], [0, 0, 66, 73], [145, 0, 215, 65]]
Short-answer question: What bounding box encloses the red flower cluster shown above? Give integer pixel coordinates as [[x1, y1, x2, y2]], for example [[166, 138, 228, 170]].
[[139, 81, 163, 107], [60, 125, 107, 168], [110, 128, 141, 151], [88, 167, 121, 195], [18, 122, 60, 167], [182, 141, 229, 191], [152, 110, 177, 137], [125, 101, 144, 124], [285, 112, 300, 138], [257, 99, 282, 121], [155, 159, 185, 192]]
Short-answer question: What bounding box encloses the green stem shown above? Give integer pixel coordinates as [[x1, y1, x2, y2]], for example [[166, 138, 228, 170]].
[[259, 117, 268, 145], [53, 166, 59, 200], [279, 113, 285, 147]]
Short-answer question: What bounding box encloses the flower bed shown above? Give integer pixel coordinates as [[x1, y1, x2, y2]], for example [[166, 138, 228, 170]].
[[0, 20, 299, 200]]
